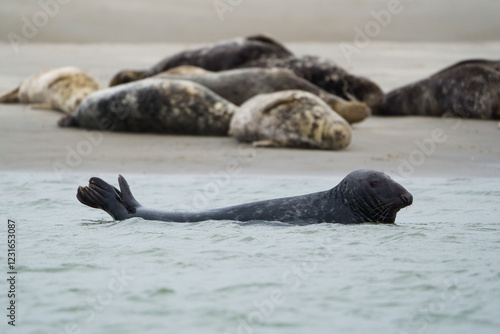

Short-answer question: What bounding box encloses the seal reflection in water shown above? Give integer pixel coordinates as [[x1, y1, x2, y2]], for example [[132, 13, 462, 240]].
[[58, 78, 237, 135], [377, 59, 500, 119], [76, 170, 413, 225]]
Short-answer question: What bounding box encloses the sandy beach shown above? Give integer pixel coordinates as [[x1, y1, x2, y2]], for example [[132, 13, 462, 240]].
[[0, 41, 499, 178]]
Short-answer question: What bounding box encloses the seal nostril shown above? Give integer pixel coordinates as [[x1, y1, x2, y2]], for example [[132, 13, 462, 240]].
[[401, 193, 413, 205]]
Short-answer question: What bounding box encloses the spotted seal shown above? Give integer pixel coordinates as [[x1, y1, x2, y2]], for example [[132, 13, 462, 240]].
[[0, 67, 101, 115], [229, 90, 352, 150], [376, 59, 500, 119], [156, 67, 370, 124], [109, 34, 292, 86], [238, 55, 384, 111], [58, 78, 237, 135], [76, 170, 413, 224]]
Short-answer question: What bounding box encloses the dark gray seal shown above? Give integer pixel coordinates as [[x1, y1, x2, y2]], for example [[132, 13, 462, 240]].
[[109, 34, 292, 86], [58, 78, 237, 135], [156, 67, 371, 124], [229, 90, 352, 150], [376, 59, 500, 119], [238, 55, 384, 111], [76, 170, 413, 225]]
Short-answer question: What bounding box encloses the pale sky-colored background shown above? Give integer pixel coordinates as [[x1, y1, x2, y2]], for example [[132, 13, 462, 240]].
[[1, 0, 500, 43]]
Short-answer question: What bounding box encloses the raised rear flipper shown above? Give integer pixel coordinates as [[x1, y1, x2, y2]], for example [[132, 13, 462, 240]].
[[77, 175, 141, 220]]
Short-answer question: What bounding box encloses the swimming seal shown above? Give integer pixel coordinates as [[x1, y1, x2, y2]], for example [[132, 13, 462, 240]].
[[376, 59, 500, 119], [0, 66, 101, 115], [109, 34, 292, 86], [76, 170, 413, 225], [58, 78, 237, 135], [239, 55, 384, 111], [156, 67, 370, 124], [229, 90, 352, 150]]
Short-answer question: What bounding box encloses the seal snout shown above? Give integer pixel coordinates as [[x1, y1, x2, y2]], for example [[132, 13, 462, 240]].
[[400, 192, 413, 207]]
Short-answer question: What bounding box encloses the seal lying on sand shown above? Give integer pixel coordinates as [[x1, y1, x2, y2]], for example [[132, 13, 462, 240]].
[[109, 34, 292, 86], [239, 55, 384, 111], [76, 170, 413, 225], [0, 67, 100, 115], [156, 67, 370, 124], [229, 90, 352, 150], [376, 59, 500, 119], [58, 78, 237, 135]]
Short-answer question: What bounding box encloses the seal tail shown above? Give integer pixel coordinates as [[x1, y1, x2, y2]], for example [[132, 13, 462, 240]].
[[77, 175, 140, 220], [0, 86, 20, 103]]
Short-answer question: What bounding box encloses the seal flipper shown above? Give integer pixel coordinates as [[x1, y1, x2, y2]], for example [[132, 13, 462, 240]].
[[0, 86, 20, 103], [31, 103, 54, 110], [76, 177, 131, 220], [246, 34, 291, 53], [58, 115, 79, 128], [118, 175, 141, 211], [253, 139, 279, 147]]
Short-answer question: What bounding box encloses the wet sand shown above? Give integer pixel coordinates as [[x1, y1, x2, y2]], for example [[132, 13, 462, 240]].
[[0, 42, 499, 178]]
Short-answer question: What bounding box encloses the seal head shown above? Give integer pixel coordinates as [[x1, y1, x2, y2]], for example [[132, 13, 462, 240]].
[[332, 170, 413, 224]]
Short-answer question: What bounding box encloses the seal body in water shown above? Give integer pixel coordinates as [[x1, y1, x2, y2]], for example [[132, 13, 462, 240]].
[[58, 78, 237, 135], [156, 67, 370, 124], [229, 90, 352, 150], [109, 34, 292, 86], [0, 66, 101, 115], [76, 170, 413, 225], [376, 59, 500, 119], [238, 55, 384, 111]]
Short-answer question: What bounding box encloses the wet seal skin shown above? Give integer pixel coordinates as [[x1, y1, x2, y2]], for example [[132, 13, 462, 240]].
[[0, 66, 101, 115], [58, 78, 237, 135], [229, 90, 352, 150], [109, 34, 292, 86], [376, 59, 500, 119], [76, 170, 413, 225], [155, 67, 370, 124]]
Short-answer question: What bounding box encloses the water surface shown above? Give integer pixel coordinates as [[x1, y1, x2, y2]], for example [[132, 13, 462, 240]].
[[0, 173, 499, 334]]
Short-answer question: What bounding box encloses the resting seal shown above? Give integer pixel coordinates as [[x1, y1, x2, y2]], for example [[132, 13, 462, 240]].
[[238, 55, 384, 111], [109, 34, 292, 86], [76, 170, 413, 225], [58, 78, 237, 135], [156, 67, 370, 124], [229, 90, 352, 150], [376, 59, 500, 119], [0, 67, 101, 115]]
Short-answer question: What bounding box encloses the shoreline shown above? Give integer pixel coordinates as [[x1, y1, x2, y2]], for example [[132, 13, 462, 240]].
[[1, 42, 499, 179]]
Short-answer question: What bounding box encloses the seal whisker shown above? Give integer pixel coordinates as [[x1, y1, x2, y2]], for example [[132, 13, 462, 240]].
[[369, 202, 392, 214]]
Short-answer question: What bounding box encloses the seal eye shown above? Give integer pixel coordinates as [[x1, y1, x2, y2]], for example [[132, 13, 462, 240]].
[[369, 180, 379, 188]]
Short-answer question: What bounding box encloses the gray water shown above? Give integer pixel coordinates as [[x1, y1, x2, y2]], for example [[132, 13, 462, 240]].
[[0, 172, 499, 334]]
